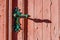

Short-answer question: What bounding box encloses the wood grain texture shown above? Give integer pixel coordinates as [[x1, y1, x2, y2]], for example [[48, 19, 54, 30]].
[[0, 0, 59, 40], [0, 0, 7, 40], [58, 0, 60, 40], [28, 0, 35, 40], [27, 0, 43, 40], [28, 0, 59, 40], [43, 0, 51, 40], [50, 0, 59, 40], [34, 0, 43, 40]]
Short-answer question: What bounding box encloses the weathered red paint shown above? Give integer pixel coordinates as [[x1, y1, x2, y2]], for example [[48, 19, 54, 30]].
[[0, 0, 59, 40]]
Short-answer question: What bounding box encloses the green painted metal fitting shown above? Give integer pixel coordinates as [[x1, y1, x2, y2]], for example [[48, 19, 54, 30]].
[[13, 7, 29, 32]]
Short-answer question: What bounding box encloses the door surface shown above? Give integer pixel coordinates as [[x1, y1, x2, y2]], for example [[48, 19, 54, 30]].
[[0, 0, 59, 40], [27, 0, 59, 40]]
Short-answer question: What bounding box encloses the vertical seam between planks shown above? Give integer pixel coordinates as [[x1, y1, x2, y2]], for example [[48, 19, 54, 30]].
[[50, 0, 52, 40], [33, 0, 35, 40], [42, 0, 43, 40], [6, 0, 9, 40]]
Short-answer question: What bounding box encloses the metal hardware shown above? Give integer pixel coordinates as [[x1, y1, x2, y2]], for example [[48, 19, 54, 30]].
[[13, 7, 29, 32]]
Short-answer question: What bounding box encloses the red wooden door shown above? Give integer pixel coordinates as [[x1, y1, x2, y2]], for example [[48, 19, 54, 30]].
[[27, 0, 59, 40], [0, 0, 59, 40]]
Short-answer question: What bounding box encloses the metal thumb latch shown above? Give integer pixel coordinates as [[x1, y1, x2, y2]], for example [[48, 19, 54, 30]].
[[13, 7, 29, 32]]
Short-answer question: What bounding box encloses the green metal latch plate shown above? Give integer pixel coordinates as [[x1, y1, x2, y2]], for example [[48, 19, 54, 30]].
[[13, 7, 29, 32]]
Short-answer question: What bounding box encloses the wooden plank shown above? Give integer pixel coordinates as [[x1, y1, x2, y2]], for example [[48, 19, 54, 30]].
[[28, 0, 43, 40], [0, 0, 7, 40], [43, 0, 51, 40], [58, 0, 60, 40], [18, 0, 24, 40], [34, 0, 43, 40], [50, 0, 59, 40], [9, 0, 12, 40], [28, 0, 35, 40]]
